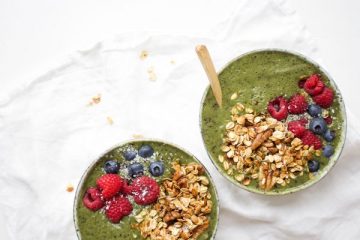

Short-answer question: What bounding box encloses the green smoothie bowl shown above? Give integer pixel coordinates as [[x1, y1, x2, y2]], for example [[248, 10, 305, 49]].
[[200, 49, 346, 195], [74, 139, 219, 240]]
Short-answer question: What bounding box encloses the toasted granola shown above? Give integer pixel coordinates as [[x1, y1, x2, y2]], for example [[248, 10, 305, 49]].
[[133, 162, 212, 239], [221, 103, 316, 191]]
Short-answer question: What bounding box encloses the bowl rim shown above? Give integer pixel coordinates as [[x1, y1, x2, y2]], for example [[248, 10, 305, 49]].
[[199, 48, 347, 196], [73, 138, 220, 239]]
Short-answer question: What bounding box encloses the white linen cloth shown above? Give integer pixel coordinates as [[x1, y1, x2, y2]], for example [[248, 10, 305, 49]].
[[0, 0, 359, 239]]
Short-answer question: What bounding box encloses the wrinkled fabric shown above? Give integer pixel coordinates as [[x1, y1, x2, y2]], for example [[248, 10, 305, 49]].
[[0, 0, 359, 239]]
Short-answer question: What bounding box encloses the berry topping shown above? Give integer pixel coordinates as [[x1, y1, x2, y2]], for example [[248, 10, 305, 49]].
[[83, 187, 104, 211], [323, 145, 334, 158], [96, 174, 124, 199], [104, 160, 120, 174], [298, 78, 306, 88], [309, 117, 328, 135], [323, 129, 336, 142], [138, 145, 154, 158], [308, 160, 320, 172], [287, 119, 307, 138], [301, 130, 323, 150], [129, 176, 160, 205], [304, 74, 325, 96], [313, 87, 334, 108], [287, 94, 308, 114], [122, 181, 133, 195], [149, 161, 165, 177], [128, 163, 144, 178], [105, 196, 133, 223], [324, 116, 333, 125], [267, 96, 288, 121], [307, 104, 322, 117], [123, 150, 137, 161]]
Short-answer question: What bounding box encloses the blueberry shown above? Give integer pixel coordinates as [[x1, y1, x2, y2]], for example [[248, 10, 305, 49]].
[[308, 160, 320, 172], [323, 145, 334, 158], [309, 117, 327, 135], [308, 104, 322, 117], [138, 145, 154, 158], [104, 160, 120, 174], [149, 161, 165, 177], [128, 163, 144, 178], [323, 129, 336, 142], [123, 150, 137, 161]]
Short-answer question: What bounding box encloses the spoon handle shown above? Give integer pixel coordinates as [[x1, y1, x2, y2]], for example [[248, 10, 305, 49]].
[[196, 45, 222, 107]]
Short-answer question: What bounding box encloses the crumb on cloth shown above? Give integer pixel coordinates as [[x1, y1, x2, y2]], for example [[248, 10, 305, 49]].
[[88, 94, 101, 106], [132, 134, 144, 139], [107, 116, 114, 125], [140, 50, 148, 60], [66, 184, 74, 192], [147, 66, 157, 81]]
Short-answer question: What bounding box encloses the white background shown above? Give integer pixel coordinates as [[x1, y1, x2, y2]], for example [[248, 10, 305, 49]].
[[0, 0, 359, 119], [1, 0, 360, 239]]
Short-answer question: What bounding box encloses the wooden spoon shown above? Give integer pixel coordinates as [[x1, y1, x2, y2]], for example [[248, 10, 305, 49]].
[[196, 45, 223, 107]]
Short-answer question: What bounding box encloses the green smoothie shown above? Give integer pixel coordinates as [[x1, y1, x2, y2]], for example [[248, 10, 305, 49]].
[[74, 140, 219, 239], [200, 50, 346, 194]]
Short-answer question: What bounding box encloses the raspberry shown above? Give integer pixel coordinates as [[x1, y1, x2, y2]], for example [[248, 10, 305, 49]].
[[324, 116, 333, 125], [287, 94, 308, 114], [105, 196, 133, 223], [287, 120, 307, 137], [267, 96, 288, 121], [301, 130, 323, 150], [129, 176, 160, 205], [313, 87, 334, 108], [96, 174, 124, 199], [298, 79, 306, 88], [122, 181, 133, 195], [83, 187, 104, 211], [304, 74, 325, 96]]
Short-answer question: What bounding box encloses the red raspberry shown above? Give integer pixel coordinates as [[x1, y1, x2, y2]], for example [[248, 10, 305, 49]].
[[105, 196, 133, 223], [122, 181, 133, 195], [301, 130, 323, 150], [313, 87, 334, 108], [83, 187, 104, 211], [96, 174, 124, 200], [129, 176, 160, 205], [287, 94, 308, 114], [267, 96, 288, 121], [304, 74, 325, 96], [324, 116, 333, 125], [287, 119, 307, 137], [299, 118, 308, 125], [298, 79, 306, 88]]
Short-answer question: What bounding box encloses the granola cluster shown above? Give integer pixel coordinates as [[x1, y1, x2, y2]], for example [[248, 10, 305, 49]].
[[220, 103, 319, 191], [134, 162, 213, 239]]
